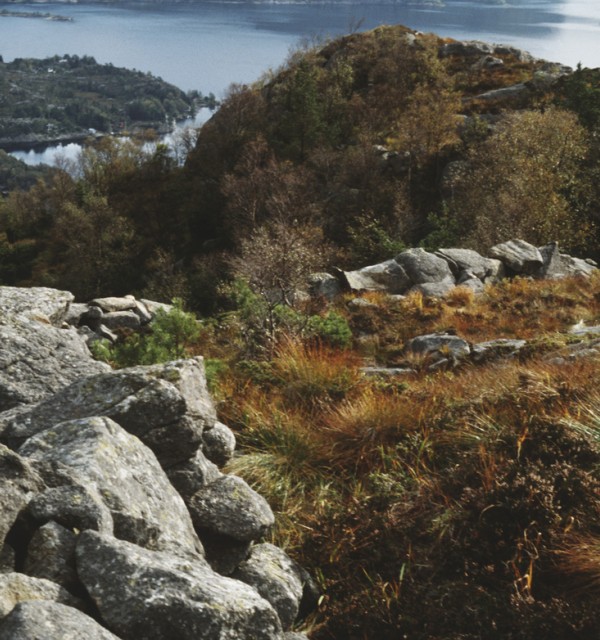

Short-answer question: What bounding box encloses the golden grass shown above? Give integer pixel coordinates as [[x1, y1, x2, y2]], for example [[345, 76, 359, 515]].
[[272, 338, 362, 409], [207, 273, 600, 637], [323, 388, 419, 469], [555, 535, 600, 595]]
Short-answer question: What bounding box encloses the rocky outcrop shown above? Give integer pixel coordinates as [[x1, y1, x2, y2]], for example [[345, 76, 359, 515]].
[[488, 239, 544, 274], [0, 601, 121, 640], [190, 475, 275, 542], [233, 543, 305, 631], [0, 314, 110, 412], [342, 259, 411, 294], [0, 285, 316, 637], [405, 333, 471, 361], [0, 573, 80, 618], [19, 417, 204, 558], [334, 239, 597, 299], [0, 446, 44, 550], [0, 358, 217, 466], [67, 294, 174, 345], [0, 287, 74, 324], [76, 531, 283, 640]]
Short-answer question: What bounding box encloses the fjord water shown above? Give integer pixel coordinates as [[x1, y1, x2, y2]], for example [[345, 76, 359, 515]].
[[1, 1, 600, 97]]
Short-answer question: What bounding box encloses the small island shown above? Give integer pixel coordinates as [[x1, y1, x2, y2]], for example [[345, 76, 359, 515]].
[[0, 8, 73, 21], [0, 54, 217, 150]]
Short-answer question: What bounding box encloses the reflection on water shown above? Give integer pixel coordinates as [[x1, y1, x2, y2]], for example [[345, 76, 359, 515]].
[[11, 143, 81, 167], [10, 109, 214, 167]]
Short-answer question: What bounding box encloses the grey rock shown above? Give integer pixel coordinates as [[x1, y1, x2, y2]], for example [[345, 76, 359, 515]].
[[361, 366, 415, 377], [409, 279, 456, 298], [82, 305, 103, 321], [489, 239, 544, 274], [307, 273, 342, 301], [190, 475, 275, 542], [24, 521, 77, 589], [0, 286, 74, 325], [560, 254, 598, 278], [482, 258, 506, 284], [493, 44, 535, 62], [569, 323, 600, 336], [0, 572, 80, 619], [63, 302, 91, 326], [76, 325, 102, 346], [27, 484, 114, 535], [19, 417, 203, 558], [546, 338, 600, 365], [439, 40, 495, 57], [0, 315, 110, 413], [456, 276, 485, 294], [0, 446, 44, 550], [395, 248, 455, 285], [472, 55, 504, 70], [533, 243, 597, 280], [140, 298, 174, 316], [435, 248, 495, 280], [471, 338, 527, 362], [202, 422, 236, 467], [89, 296, 137, 313], [76, 530, 282, 640], [347, 297, 378, 309], [474, 83, 529, 102], [566, 347, 600, 360], [96, 325, 119, 343], [427, 357, 451, 371], [343, 259, 410, 294], [233, 543, 304, 630], [283, 634, 310, 640], [0, 601, 120, 640], [536, 242, 566, 279], [166, 449, 221, 501], [405, 333, 470, 360], [0, 547, 14, 574], [132, 300, 153, 324], [202, 534, 252, 576], [100, 311, 141, 331], [1, 357, 217, 466]]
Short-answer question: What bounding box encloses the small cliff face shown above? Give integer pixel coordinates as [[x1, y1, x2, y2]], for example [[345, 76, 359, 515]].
[[0, 286, 314, 639]]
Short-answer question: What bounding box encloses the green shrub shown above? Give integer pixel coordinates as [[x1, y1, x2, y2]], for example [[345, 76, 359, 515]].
[[91, 298, 201, 368], [306, 311, 352, 349]]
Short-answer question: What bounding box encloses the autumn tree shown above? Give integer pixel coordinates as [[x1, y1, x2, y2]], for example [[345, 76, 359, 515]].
[[49, 192, 135, 298], [229, 219, 329, 345], [220, 137, 321, 244], [448, 107, 592, 251]]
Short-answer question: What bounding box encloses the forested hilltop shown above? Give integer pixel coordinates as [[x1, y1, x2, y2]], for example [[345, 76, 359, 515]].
[[2, 24, 600, 640], [0, 54, 216, 148], [2, 25, 598, 304]]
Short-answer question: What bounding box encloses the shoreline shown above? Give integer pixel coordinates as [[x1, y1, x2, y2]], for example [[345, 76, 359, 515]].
[[0, 132, 102, 153], [0, 8, 73, 21]]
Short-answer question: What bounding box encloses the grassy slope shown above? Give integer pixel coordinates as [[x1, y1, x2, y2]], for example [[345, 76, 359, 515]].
[[208, 273, 600, 638]]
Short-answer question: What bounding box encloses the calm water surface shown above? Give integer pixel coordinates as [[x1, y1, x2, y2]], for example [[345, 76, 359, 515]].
[[1, 1, 599, 97]]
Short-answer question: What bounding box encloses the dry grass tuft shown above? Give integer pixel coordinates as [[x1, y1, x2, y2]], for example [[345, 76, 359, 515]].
[[555, 535, 600, 595], [272, 338, 362, 408], [324, 388, 419, 469]]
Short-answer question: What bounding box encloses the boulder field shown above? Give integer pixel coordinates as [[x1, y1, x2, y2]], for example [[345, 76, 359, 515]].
[[0, 287, 315, 639]]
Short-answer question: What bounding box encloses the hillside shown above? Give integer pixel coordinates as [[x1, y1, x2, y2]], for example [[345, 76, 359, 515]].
[[0, 54, 216, 149], [1, 23, 600, 639]]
